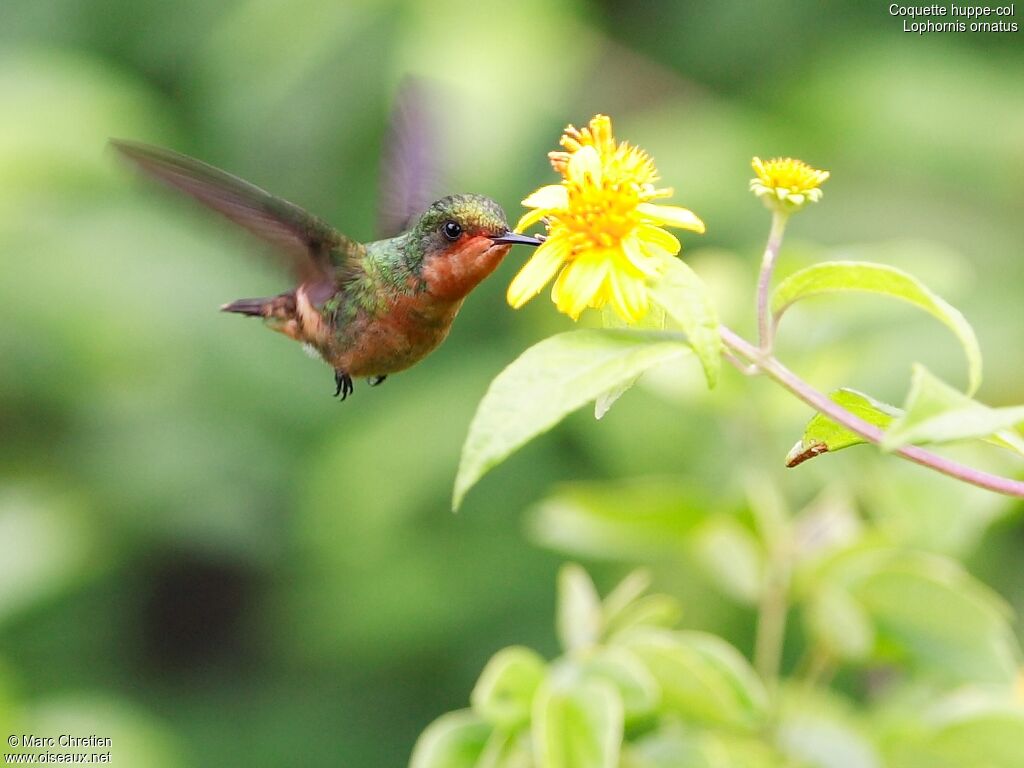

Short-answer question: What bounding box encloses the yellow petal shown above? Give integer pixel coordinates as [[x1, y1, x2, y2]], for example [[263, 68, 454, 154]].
[[522, 184, 569, 211], [751, 156, 766, 180], [637, 203, 706, 233], [567, 145, 602, 187], [608, 271, 649, 324], [620, 233, 660, 277], [552, 252, 608, 319], [506, 237, 570, 308], [514, 207, 550, 233], [635, 224, 680, 258]]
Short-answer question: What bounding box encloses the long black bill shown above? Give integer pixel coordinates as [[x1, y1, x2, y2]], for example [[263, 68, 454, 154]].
[[491, 231, 544, 247]]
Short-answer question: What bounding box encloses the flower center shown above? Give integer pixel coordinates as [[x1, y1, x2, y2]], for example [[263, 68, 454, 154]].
[[558, 181, 642, 252]]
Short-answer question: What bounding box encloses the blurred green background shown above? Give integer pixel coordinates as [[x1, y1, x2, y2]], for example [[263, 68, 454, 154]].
[[1, 1, 1022, 765]]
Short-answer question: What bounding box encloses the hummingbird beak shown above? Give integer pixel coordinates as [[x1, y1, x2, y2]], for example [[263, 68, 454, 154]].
[[490, 230, 543, 247]]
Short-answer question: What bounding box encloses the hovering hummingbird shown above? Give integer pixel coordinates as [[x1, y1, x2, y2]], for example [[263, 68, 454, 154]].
[[112, 85, 541, 400]]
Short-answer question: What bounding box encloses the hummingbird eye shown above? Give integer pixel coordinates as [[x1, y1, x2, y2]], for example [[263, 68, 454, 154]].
[[441, 220, 463, 241]]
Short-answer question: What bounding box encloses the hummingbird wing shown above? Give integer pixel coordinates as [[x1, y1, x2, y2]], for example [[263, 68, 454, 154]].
[[376, 78, 447, 238], [111, 140, 358, 282]]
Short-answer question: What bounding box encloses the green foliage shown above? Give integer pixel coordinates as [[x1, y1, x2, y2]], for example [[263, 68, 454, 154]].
[[881, 365, 1024, 451], [771, 261, 983, 394], [786, 389, 899, 466], [788, 369, 1024, 466], [649, 258, 722, 389], [410, 712, 492, 768], [412, 568, 775, 768], [415, 551, 1024, 767], [618, 629, 768, 729], [453, 331, 692, 510], [532, 676, 623, 768], [471, 648, 547, 730]]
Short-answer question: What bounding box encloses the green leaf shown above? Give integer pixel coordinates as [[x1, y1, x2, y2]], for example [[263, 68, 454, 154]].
[[804, 585, 875, 661], [786, 383, 1024, 467], [410, 710, 491, 768], [690, 518, 764, 604], [925, 707, 1024, 768], [619, 629, 768, 729], [601, 570, 652, 628], [850, 553, 1018, 683], [476, 730, 534, 768], [595, 306, 666, 419], [879, 690, 1024, 768], [532, 676, 623, 768], [471, 647, 547, 730], [622, 723, 781, 768], [453, 329, 691, 510], [881, 365, 1024, 451], [579, 647, 660, 721], [771, 261, 982, 394], [601, 569, 684, 640], [649, 258, 722, 389], [527, 478, 714, 562], [777, 687, 883, 768], [557, 564, 602, 653], [785, 389, 899, 467], [604, 595, 683, 639]]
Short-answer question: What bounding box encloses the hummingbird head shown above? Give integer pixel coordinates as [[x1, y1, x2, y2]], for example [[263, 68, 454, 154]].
[[412, 194, 542, 300]]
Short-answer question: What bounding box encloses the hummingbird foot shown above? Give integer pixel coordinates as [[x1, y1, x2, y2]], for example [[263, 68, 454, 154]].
[[334, 370, 354, 400], [367, 375, 387, 387]]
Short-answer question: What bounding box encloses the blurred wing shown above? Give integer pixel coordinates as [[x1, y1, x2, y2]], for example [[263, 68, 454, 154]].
[[376, 78, 447, 238], [112, 140, 356, 281]]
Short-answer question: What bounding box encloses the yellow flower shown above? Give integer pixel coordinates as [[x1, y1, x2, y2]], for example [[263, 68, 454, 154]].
[[507, 115, 705, 323], [749, 157, 830, 213]]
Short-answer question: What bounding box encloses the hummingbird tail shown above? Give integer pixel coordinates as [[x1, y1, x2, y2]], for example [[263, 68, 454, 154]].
[[220, 297, 273, 317]]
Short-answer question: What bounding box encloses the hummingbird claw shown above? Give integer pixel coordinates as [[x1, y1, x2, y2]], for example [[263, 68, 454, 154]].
[[368, 375, 387, 387], [334, 370, 354, 400]]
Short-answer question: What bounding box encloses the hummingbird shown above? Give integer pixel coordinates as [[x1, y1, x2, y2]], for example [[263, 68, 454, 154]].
[[111, 86, 541, 400]]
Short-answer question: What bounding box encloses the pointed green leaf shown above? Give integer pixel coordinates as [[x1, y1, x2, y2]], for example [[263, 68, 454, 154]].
[[619, 629, 768, 729], [787, 385, 1024, 467], [557, 564, 602, 653], [471, 647, 547, 730], [579, 647, 660, 721], [649, 258, 722, 388], [601, 569, 652, 628], [595, 306, 666, 419], [604, 595, 683, 639], [410, 711, 491, 768], [771, 261, 982, 394], [532, 676, 623, 768], [881, 365, 1024, 451], [786, 389, 899, 467], [453, 330, 691, 510]]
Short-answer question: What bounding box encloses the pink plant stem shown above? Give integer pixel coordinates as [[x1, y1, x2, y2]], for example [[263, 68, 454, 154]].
[[757, 212, 788, 352], [719, 325, 1024, 498]]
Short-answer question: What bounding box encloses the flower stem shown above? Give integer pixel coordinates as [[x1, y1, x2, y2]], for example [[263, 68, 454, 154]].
[[757, 211, 789, 352], [754, 569, 788, 696], [719, 325, 1024, 498], [748, 476, 791, 696]]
